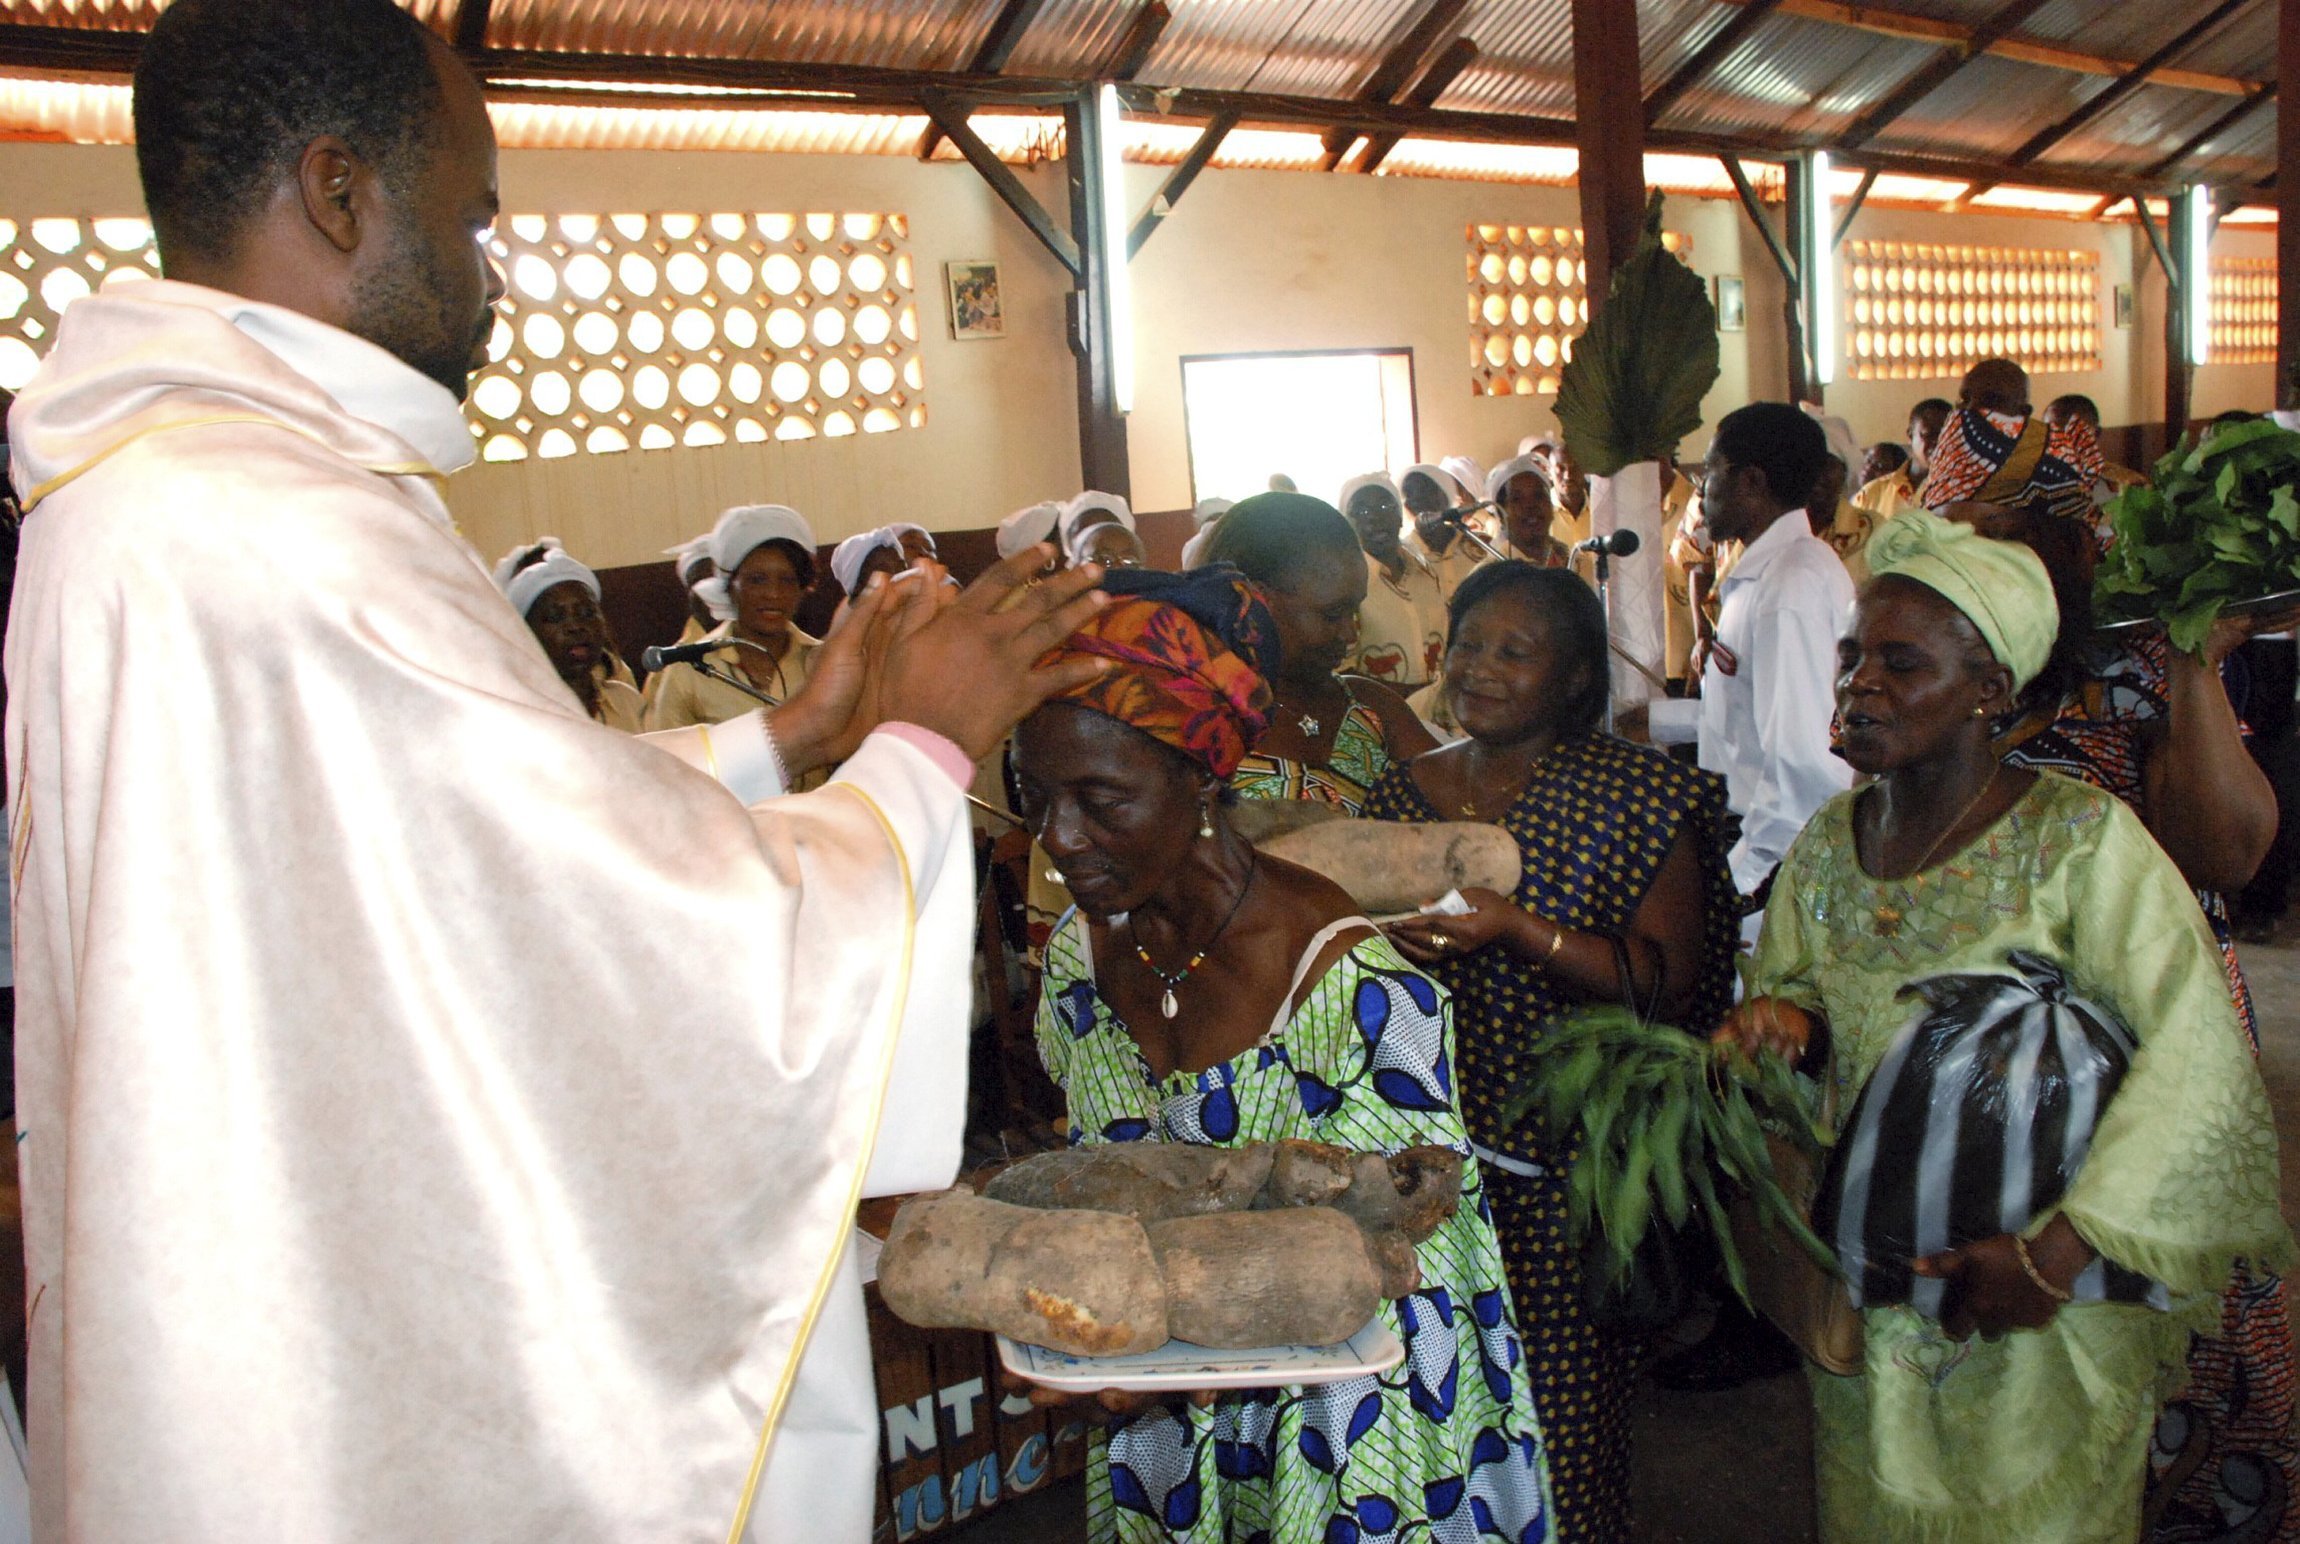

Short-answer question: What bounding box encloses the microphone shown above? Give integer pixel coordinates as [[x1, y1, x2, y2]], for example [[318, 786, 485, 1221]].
[[1573, 530, 1641, 558], [640, 639, 721, 672]]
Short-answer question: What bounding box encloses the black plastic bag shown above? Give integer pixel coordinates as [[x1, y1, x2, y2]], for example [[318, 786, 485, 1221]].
[[1811, 951, 2163, 1317]]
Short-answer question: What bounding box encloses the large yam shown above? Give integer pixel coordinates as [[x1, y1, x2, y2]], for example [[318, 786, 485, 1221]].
[[879, 1189, 1169, 1356], [1260, 820, 1520, 914], [985, 1143, 1276, 1221], [1228, 799, 1351, 845], [1332, 1146, 1465, 1244], [1146, 1209, 1381, 1348]]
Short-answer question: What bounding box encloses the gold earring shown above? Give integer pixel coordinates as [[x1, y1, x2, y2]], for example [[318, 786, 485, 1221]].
[[1199, 805, 1215, 839], [1972, 705, 1988, 718]]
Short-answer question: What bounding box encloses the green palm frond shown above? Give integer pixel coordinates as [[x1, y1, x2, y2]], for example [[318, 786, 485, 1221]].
[[1554, 192, 1722, 478]]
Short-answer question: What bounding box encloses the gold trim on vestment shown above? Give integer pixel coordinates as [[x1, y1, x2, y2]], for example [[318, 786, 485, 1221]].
[[20, 414, 436, 514], [725, 780, 917, 1544]]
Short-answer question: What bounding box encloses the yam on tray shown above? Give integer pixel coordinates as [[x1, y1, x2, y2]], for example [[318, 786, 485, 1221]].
[[984, 1142, 1275, 1221], [1257, 819, 1520, 914], [1145, 1209, 1383, 1349], [877, 1188, 1169, 1357]]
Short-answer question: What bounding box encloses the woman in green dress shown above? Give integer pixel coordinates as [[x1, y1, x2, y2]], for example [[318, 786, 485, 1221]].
[[1724, 511, 2293, 1543], [1366, 561, 1742, 1543], [1012, 567, 1553, 1543], [1205, 493, 1435, 812]]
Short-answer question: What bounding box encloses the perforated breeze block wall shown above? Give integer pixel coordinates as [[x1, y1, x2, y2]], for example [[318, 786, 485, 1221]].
[[1466, 222, 1691, 397], [1845, 239, 2101, 382]]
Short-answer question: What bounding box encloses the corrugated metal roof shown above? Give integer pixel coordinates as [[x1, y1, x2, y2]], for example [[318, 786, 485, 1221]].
[[0, 0, 2279, 189], [483, 0, 1012, 69], [1650, 12, 1936, 142], [1868, 54, 2101, 162], [1429, 0, 1576, 119]]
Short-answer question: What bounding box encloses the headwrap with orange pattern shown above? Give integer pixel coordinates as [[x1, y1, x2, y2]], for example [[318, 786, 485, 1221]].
[[1038, 566, 1278, 778]]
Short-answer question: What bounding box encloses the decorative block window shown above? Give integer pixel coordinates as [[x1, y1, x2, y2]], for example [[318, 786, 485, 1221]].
[[1844, 240, 2100, 382], [0, 215, 162, 392], [2208, 258, 2276, 365], [471, 211, 926, 462], [1466, 223, 1689, 397], [0, 210, 928, 463]]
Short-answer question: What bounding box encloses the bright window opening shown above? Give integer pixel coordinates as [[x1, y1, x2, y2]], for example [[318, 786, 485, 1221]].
[[1181, 350, 1418, 509]]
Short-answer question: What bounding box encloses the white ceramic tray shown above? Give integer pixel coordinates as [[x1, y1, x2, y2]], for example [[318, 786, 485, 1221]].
[[996, 1320, 1402, 1393]]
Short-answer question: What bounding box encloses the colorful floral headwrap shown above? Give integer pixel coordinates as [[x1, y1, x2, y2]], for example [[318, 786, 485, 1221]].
[[1923, 406, 2103, 520], [1039, 566, 1279, 779]]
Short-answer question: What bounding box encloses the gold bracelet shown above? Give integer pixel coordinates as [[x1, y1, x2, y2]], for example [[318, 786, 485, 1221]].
[[2011, 1234, 2073, 1304], [1543, 924, 1566, 962]]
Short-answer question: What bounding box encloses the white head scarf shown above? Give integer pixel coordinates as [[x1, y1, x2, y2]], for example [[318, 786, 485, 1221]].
[[1192, 497, 1234, 528], [662, 535, 714, 588], [1439, 456, 1485, 503], [1398, 463, 1458, 504], [1802, 404, 1863, 478], [1336, 472, 1402, 518], [1060, 491, 1134, 559], [1484, 454, 1550, 505], [830, 527, 903, 597], [1519, 434, 1557, 460], [884, 521, 937, 557], [996, 501, 1063, 560], [695, 503, 816, 621], [494, 538, 600, 619]]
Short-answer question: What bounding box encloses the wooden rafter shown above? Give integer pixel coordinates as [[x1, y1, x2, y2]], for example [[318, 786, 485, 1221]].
[[1127, 110, 1238, 254], [452, 0, 493, 52], [1106, 1, 1171, 81], [1643, 0, 1786, 126], [918, 0, 1054, 164], [1712, 0, 2264, 97], [2003, 0, 2254, 168], [1317, 0, 1470, 170], [1837, 0, 2058, 151], [919, 92, 1081, 277], [1352, 36, 1479, 173], [2142, 86, 2276, 179]]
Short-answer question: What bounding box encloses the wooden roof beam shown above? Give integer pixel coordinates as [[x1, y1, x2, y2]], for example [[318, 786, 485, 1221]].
[[452, 0, 493, 52], [2141, 85, 2276, 179], [1318, 0, 1470, 169], [1106, 1, 1171, 81], [918, 0, 1055, 163], [2004, 0, 2254, 168], [1712, 0, 2264, 97], [1127, 109, 1238, 254], [1643, 0, 1786, 126], [919, 91, 1081, 277], [1838, 0, 2058, 150], [1352, 36, 1480, 173]]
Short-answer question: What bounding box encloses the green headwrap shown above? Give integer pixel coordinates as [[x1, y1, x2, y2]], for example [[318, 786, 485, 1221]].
[[1865, 509, 2059, 692]]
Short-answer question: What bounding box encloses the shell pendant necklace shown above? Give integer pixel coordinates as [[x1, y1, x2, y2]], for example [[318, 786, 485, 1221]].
[[1872, 767, 1998, 938], [1133, 853, 1258, 1019]]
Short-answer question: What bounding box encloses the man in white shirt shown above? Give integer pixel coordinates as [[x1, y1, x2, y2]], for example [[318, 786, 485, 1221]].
[[4, 2, 1109, 1538], [1694, 402, 1856, 904]]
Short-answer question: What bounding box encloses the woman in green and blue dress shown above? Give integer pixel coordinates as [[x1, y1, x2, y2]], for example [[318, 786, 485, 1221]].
[[1366, 561, 1743, 1542], [1725, 511, 2291, 1542], [1012, 566, 1552, 1543], [1206, 493, 1436, 812]]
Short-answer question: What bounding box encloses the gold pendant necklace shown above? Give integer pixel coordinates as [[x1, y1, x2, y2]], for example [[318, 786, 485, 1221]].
[[1873, 768, 1999, 938]]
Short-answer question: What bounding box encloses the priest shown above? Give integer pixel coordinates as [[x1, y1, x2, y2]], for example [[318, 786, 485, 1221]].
[[2, 1, 1107, 1539]]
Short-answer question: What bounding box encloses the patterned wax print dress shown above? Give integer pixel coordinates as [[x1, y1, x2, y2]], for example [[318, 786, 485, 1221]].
[[1751, 773, 2293, 1544], [1035, 914, 1555, 1544], [1227, 682, 1393, 815], [1365, 734, 1741, 1543], [1996, 634, 2299, 1543]]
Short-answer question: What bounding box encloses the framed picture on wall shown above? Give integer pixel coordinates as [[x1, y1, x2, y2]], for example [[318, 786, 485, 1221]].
[[2114, 284, 2135, 329], [1714, 274, 1746, 333], [945, 261, 1005, 340]]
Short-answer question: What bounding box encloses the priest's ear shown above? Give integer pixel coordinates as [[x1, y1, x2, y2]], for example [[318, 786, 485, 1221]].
[[296, 136, 373, 256]]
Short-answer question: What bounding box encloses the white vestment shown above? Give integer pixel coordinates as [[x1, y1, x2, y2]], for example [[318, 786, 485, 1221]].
[[5, 280, 971, 1542]]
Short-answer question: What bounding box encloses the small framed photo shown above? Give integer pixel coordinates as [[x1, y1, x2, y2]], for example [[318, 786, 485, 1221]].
[[945, 260, 1005, 340], [2113, 283, 2135, 329], [1714, 274, 1746, 333]]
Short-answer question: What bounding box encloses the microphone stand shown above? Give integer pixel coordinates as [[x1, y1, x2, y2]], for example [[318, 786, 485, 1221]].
[[693, 658, 781, 709]]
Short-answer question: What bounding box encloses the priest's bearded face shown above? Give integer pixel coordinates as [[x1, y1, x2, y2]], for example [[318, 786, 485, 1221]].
[[1013, 703, 1209, 922], [350, 39, 505, 400]]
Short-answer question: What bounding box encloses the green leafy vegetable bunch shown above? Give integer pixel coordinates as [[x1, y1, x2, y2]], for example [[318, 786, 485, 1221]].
[[1497, 1004, 1833, 1305], [2094, 420, 2300, 653]]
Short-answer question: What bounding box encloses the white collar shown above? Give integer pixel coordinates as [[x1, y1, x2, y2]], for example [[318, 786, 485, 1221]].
[[1719, 509, 1814, 588], [209, 294, 477, 476]]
